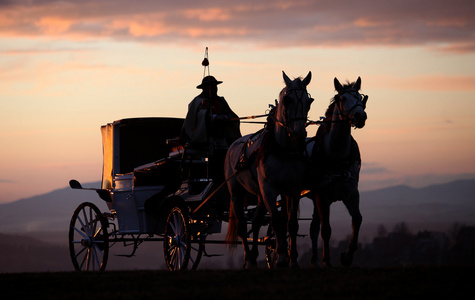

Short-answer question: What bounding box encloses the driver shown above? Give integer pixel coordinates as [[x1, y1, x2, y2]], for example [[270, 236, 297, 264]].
[[180, 75, 241, 182]]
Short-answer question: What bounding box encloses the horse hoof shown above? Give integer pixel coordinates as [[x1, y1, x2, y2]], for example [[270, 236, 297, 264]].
[[311, 257, 321, 268], [275, 259, 289, 268], [276, 262, 288, 268], [340, 252, 353, 267], [322, 261, 332, 268], [290, 261, 300, 269], [243, 261, 258, 270]]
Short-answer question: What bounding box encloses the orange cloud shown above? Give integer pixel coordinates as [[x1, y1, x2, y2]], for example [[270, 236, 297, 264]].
[[354, 18, 393, 28], [427, 18, 467, 27], [183, 27, 249, 38], [183, 8, 232, 21], [36, 17, 72, 34], [128, 21, 170, 37]]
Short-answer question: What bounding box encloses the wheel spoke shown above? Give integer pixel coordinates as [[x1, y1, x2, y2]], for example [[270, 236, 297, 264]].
[[174, 213, 181, 233], [92, 244, 104, 258], [76, 215, 88, 236], [171, 247, 178, 269], [75, 246, 87, 260], [91, 245, 102, 270], [73, 226, 88, 239], [93, 225, 103, 239], [85, 249, 91, 271], [78, 249, 87, 270], [88, 207, 94, 235], [92, 216, 98, 239], [170, 222, 177, 235], [81, 209, 91, 236]]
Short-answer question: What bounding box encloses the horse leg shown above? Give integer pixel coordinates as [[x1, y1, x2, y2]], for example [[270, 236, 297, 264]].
[[272, 211, 288, 268], [341, 191, 362, 267], [228, 186, 254, 269], [261, 190, 287, 268], [287, 195, 300, 268], [309, 195, 321, 267], [318, 195, 332, 267], [249, 200, 266, 267]]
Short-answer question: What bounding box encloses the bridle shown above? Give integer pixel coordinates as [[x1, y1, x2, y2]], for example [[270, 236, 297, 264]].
[[306, 90, 368, 127], [270, 86, 313, 138], [335, 90, 367, 124]]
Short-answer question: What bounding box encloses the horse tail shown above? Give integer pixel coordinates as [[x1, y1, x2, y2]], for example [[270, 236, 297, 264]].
[[225, 199, 239, 250]]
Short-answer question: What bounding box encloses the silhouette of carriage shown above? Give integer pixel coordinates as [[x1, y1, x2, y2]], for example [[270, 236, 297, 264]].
[[68, 117, 277, 271]]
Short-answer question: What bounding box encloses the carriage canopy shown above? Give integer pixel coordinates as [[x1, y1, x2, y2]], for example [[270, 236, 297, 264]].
[[100, 117, 184, 190]]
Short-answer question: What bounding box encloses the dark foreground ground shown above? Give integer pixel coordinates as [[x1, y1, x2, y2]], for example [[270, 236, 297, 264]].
[[2, 266, 474, 299]]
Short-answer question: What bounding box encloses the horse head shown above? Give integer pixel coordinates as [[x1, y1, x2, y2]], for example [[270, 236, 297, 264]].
[[275, 71, 314, 148], [333, 77, 368, 128]]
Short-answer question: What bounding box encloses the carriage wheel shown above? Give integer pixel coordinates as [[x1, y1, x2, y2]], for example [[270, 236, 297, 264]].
[[265, 226, 291, 268], [69, 202, 109, 271], [189, 234, 205, 270], [265, 226, 277, 269], [164, 206, 193, 271]]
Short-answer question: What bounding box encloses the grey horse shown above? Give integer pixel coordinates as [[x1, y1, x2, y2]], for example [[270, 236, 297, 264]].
[[225, 71, 313, 268], [306, 77, 368, 267]]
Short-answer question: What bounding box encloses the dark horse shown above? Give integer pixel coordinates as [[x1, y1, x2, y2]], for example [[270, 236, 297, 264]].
[[306, 77, 368, 267], [225, 71, 313, 268]]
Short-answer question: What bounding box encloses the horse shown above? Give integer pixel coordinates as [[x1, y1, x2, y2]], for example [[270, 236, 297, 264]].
[[225, 71, 313, 268], [306, 77, 368, 267]]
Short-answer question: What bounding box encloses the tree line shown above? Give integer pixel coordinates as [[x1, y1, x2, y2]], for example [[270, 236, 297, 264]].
[[325, 223, 475, 267]]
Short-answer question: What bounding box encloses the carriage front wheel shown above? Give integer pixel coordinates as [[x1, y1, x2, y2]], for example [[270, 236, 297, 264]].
[[163, 206, 204, 271], [69, 202, 109, 271]]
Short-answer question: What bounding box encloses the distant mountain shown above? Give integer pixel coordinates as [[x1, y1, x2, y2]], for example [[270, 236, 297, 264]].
[[0, 182, 107, 234], [298, 179, 475, 237], [1, 179, 474, 237], [359, 179, 475, 228]]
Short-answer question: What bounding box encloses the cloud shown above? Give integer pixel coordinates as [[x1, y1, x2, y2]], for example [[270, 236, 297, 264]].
[[361, 162, 391, 175], [0, 179, 15, 184], [368, 74, 475, 91], [0, 0, 474, 52]]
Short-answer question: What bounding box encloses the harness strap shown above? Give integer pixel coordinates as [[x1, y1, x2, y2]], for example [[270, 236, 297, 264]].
[[192, 169, 239, 214]]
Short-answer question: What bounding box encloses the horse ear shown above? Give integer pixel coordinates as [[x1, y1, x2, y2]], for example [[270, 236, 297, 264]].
[[302, 71, 312, 87], [283, 71, 292, 86], [334, 77, 343, 93], [353, 77, 362, 91]]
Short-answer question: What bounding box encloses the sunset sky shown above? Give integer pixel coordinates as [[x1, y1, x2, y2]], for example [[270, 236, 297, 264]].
[[1, 0, 474, 204]]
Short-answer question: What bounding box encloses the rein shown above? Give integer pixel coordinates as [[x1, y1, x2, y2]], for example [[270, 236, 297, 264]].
[[307, 92, 368, 127]]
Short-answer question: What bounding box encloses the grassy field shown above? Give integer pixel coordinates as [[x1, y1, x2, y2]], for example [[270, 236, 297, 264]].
[[2, 266, 473, 299]]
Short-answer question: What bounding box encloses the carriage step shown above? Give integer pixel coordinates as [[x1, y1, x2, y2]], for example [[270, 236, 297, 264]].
[[115, 254, 136, 258], [203, 248, 223, 258], [203, 253, 223, 258]]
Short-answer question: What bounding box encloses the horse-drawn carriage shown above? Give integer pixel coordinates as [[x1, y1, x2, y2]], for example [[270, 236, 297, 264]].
[[68, 72, 368, 271], [68, 117, 276, 271]]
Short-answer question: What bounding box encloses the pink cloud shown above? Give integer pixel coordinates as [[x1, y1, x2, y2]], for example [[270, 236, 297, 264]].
[[0, 0, 473, 52], [369, 74, 475, 91]]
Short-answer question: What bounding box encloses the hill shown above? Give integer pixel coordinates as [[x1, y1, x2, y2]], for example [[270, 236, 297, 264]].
[[1, 179, 474, 273], [1, 179, 474, 236]]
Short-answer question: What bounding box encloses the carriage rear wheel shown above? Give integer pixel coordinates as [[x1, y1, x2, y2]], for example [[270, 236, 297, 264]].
[[163, 206, 204, 270], [69, 202, 109, 271], [265, 226, 277, 269]]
